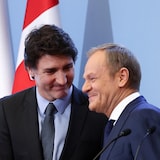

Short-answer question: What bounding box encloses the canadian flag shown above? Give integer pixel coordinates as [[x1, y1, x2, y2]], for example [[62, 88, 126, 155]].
[[0, 0, 14, 98], [12, 0, 61, 93]]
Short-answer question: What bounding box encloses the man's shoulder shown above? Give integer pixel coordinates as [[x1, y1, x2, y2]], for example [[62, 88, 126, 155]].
[[0, 87, 35, 105]]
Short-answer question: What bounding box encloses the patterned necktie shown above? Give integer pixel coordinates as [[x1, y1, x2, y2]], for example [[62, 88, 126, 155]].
[[103, 119, 115, 146], [41, 103, 57, 160]]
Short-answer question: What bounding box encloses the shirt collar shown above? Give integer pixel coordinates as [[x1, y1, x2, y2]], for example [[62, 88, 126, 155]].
[[110, 92, 140, 123], [36, 85, 73, 115]]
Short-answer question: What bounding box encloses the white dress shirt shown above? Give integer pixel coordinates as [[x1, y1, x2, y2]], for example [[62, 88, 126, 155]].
[[110, 92, 140, 125]]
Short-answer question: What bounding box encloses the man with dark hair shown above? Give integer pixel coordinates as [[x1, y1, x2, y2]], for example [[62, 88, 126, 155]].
[[0, 24, 107, 160]]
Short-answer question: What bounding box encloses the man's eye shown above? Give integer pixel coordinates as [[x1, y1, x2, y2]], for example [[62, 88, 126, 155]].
[[64, 64, 73, 71], [90, 77, 96, 82], [45, 69, 56, 74]]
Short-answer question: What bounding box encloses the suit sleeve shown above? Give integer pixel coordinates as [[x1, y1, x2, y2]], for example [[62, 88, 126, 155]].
[[0, 99, 13, 160]]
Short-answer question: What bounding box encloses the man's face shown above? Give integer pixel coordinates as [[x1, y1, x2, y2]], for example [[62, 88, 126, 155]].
[[28, 54, 74, 101], [82, 51, 118, 116]]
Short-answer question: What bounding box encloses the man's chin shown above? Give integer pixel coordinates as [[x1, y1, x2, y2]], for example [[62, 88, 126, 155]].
[[55, 92, 68, 99], [88, 104, 96, 111]]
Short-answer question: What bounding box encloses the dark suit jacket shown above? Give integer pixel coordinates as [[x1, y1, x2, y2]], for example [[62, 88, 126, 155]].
[[100, 96, 160, 160], [0, 86, 107, 160]]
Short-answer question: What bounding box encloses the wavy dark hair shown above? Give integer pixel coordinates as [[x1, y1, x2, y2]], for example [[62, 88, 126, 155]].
[[24, 24, 78, 69]]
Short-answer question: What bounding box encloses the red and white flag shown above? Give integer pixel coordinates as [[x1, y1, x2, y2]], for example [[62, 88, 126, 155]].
[[0, 0, 14, 98], [12, 0, 61, 93]]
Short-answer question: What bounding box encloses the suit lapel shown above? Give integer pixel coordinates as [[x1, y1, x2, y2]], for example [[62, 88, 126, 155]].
[[60, 86, 89, 159], [18, 87, 43, 159], [103, 96, 145, 159]]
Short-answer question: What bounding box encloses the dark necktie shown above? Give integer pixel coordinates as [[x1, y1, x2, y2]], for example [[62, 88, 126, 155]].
[[103, 119, 115, 146], [41, 103, 57, 160], [99, 119, 115, 160]]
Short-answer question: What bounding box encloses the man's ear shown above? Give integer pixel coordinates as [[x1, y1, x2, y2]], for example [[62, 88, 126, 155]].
[[118, 67, 129, 87], [27, 67, 35, 80]]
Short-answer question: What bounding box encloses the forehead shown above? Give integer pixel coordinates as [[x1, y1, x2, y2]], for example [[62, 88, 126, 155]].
[[37, 54, 73, 67], [86, 50, 107, 67], [84, 51, 107, 76]]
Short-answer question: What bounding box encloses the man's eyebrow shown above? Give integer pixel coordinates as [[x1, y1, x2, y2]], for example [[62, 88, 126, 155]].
[[84, 73, 96, 78]]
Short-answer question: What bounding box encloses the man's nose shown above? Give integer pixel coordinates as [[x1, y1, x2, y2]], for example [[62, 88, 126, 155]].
[[56, 71, 67, 85], [82, 81, 90, 93]]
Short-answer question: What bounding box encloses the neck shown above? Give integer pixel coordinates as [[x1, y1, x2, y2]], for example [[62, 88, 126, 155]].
[[105, 88, 138, 117]]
